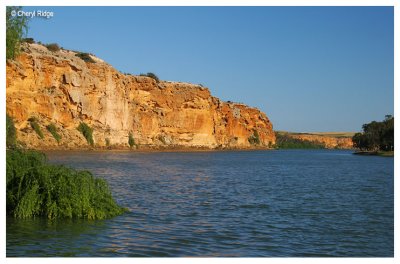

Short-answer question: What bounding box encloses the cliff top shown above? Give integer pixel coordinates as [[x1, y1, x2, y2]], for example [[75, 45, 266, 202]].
[[19, 42, 209, 90]]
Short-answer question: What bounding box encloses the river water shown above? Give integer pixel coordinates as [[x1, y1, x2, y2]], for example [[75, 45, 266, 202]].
[[6, 150, 394, 257]]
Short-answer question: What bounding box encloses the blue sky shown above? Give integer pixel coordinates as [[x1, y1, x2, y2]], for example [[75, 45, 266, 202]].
[[23, 6, 393, 132]]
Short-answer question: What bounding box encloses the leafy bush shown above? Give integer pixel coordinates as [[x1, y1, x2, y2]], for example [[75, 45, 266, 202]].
[[6, 149, 127, 219], [248, 130, 261, 145], [140, 72, 159, 82], [46, 123, 61, 143], [75, 52, 96, 63], [28, 117, 44, 139], [105, 138, 110, 147], [6, 114, 17, 149], [128, 133, 135, 148], [77, 122, 94, 146], [6, 7, 29, 60], [45, 43, 60, 52]]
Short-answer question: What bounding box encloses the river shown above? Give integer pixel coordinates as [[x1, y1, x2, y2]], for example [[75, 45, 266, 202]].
[[6, 149, 394, 257]]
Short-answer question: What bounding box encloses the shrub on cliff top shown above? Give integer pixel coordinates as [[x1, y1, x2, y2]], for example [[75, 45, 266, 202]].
[[140, 72, 159, 83], [6, 114, 17, 149], [45, 43, 60, 52], [46, 123, 61, 143], [75, 52, 96, 63], [22, 37, 35, 44], [6, 149, 127, 219], [28, 117, 44, 139], [77, 122, 94, 146]]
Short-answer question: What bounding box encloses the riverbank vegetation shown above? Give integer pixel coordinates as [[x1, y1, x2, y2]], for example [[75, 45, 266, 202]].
[[6, 114, 17, 148], [275, 132, 325, 149], [352, 115, 394, 153], [6, 114, 127, 219]]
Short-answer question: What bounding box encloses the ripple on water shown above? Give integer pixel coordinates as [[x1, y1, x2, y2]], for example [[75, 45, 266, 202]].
[[7, 150, 394, 257]]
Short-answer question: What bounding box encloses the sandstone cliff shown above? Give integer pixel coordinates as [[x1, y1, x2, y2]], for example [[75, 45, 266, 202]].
[[6, 43, 275, 150], [286, 133, 353, 149]]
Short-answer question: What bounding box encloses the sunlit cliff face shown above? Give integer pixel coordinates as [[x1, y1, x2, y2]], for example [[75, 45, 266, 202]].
[[6, 43, 275, 150]]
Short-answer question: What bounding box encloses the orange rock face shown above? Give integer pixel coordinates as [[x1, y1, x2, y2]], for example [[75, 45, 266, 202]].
[[290, 134, 353, 149], [6, 43, 275, 150]]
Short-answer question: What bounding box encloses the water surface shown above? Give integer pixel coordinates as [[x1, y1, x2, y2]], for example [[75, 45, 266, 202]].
[[7, 150, 394, 257]]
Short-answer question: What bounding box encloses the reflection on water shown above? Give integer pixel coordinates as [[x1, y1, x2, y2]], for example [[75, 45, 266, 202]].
[[7, 150, 394, 257]]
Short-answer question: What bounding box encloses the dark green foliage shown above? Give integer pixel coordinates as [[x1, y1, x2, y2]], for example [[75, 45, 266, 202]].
[[6, 149, 127, 219], [75, 52, 96, 63], [22, 37, 35, 44], [6, 7, 29, 60], [352, 115, 394, 151], [45, 43, 60, 52], [140, 72, 159, 82], [275, 133, 325, 149], [105, 138, 110, 147], [77, 122, 94, 146], [248, 130, 261, 145], [46, 123, 61, 143], [128, 133, 135, 148], [28, 117, 44, 139], [7, 114, 17, 149]]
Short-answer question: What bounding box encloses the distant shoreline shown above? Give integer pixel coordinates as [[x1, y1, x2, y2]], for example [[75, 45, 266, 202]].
[[38, 145, 274, 153], [353, 151, 394, 157]]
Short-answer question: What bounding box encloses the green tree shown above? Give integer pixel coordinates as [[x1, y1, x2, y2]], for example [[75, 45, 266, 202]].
[[6, 6, 29, 60], [352, 115, 394, 151]]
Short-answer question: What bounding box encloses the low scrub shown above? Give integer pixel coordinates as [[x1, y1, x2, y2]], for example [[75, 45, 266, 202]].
[[22, 37, 35, 44], [45, 43, 60, 52], [77, 122, 94, 146], [28, 117, 44, 139], [248, 130, 261, 145], [6, 149, 127, 219], [140, 72, 159, 83], [75, 52, 96, 63], [46, 123, 61, 143]]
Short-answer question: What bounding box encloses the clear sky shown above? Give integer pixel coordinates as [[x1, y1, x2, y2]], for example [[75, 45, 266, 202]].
[[23, 6, 393, 132]]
